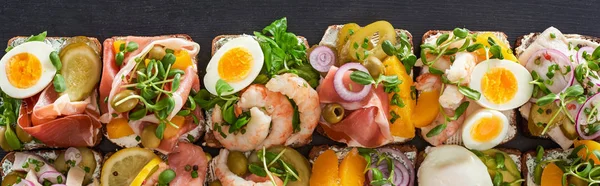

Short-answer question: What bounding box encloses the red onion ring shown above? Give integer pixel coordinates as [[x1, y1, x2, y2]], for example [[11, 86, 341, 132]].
[[65, 147, 82, 166], [365, 148, 414, 186], [309, 45, 336, 72], [39, 171, 66, 184], [334, 63, 371, 102], [526, 49, 574, 102], [576, 92, 600, 139]]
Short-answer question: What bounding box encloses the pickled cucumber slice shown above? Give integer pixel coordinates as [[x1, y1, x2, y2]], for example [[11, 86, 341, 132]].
[[59, 42, 101, 101]]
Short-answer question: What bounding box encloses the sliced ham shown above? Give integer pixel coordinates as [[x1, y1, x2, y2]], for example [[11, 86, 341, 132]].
[[17, 86, 101, 147], [156, 107, 202, 154], [317, 67, 392, 147], [168, 66, 199, 120], [167, 142, 208, 186]]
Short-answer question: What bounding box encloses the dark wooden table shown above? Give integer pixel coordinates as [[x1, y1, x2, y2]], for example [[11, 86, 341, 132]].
[[1, 0, 598, 158]]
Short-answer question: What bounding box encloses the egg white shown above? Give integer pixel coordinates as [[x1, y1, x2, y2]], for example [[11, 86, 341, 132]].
[[418, 145, 493, 186], [204, 36, 264, 96], [0, 41, 56, 98], [469, 59, 533, 111], [462, 109, 509, 150]]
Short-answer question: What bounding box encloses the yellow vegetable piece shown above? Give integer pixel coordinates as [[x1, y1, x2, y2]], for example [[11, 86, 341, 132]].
[[107, 118, 135, 139], [474, 33, 517, 62], [172, 49, 193, 71], [113, 40, 125, 53], [129, 157, 162, 186], [339, 148, 366, 186], [574, 140, 600, 164], [310, 150, 340, 186], [412, 89, 441, 128], [346, 21, 395, 61], [540, 163, 563, 186], [382, 56, 415, 138], [164, 116, 186, 139]]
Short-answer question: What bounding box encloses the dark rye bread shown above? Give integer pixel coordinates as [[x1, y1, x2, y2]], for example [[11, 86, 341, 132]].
[[314, 25, 415, 146], [417, 30, 518, 146], [515, 31, 600, 139], [0, 149, 103, 181], [521, 148, 571, 186], [2, 36, 103, 151], [102, 34, 205, 148], [203, 34, 309, 148]]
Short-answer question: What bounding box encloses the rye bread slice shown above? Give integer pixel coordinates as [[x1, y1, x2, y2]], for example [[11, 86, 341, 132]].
[[202, 34, 309, 149], [102, 34, 205, 148], [308, 144, 418, 165], [0, 149, 103, 183], [2, 36, 103, 151], [417, 30, 518, 146], [313, 25, 415, 146], [521, 148, 572, 186], [514, 31, 600, 139]]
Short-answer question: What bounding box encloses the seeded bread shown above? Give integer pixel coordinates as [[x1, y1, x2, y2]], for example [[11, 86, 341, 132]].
[[515, 31, 600, 139], [521, 148, 572, 186], [102, 34, 205, 149], [0, 149, 103, 184], [417, 30, 518, 146], [202, 34, 309, 149], [314, 24, 415, 145], [2, 36, 103, 151], [308, 144, 418, 164]]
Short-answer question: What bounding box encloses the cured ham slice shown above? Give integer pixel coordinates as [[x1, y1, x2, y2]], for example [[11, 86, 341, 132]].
[[167, 142, 208, 186], [317, 67, 392, 147], [17, 86, 101, 147]]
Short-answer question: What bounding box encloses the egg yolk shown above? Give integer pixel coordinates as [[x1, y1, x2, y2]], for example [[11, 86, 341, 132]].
[[470, 115, 503, 142], [481, 67, 517, 104], [218, 47, 253, 82], [6, 53, 42, 89]]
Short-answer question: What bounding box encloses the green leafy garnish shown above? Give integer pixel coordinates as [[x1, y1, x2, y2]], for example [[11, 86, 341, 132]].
[[6, 31, 47, 52], [536, 85, 584, 135], [381, 32, 417, 74], [427, 101, 470, 137]]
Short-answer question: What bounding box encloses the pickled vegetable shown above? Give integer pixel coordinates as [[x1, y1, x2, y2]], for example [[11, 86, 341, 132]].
[[16, 124, 33, 143], [111, 90, 139, 113], [59, 41, 102, 101], [342, 21, 396, 63], [227, 151, 248, 176], [0, 127, 13, 151], [336, 23, 361, 65], [560, 121, 578, 140], [1, 171, 26, 186], [209, 180, 222, 186], [480, 149, 522, 185], [54, 148, 97, 184], [268, 146, 310, 186], [142, 125, 161, 148], [363, 56, 385, 78], [528, 103, 564, 136]]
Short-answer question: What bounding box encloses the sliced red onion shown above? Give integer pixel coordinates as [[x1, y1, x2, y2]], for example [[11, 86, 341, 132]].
[[526, 49, 575, 95], [365, 148, 414, 186], [576, 93, 600, 139], [309, 45, 336, 72], [39, 171, 66, 184], [13, 180, 34, 186], [334, 63, 371, 102], [65, 147, 82, 166]]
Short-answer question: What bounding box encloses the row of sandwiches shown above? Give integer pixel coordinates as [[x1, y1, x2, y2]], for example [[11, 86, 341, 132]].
[[1, 17, 599, 185]]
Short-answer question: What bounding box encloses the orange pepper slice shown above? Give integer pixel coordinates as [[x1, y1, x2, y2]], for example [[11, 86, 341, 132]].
[[339, 148, 367, 186], [107, 118, 134, 139], [382, 56, 416, 138], [310, 150, 341, 186]]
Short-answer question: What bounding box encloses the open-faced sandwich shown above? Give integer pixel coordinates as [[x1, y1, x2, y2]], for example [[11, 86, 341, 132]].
[[417, 145, 523, 186], [0, 32, 103, 151], [204, 146, 311, 186], [308, 145, 417, 186], [1, 147, 103, 186], [314, 21, 417, 147], [199, 17, 321, 151], [516, 27, 600, 150], [98, 35, 204, 154], [415, 29, 530, 150], [100, 142, 208, 186], [522, 140, 600, 186]]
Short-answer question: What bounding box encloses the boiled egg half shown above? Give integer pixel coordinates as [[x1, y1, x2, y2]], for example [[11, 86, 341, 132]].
[[469, 59, 533, 111], [0, 41, 56, 98], [418, 145, 493, 186], [204, 36, 264, 96], [461, 109, 509, 150]]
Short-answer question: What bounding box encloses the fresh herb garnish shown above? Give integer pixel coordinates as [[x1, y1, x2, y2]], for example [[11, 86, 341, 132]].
[[381, 32, 417, 74], [426, 101, 469, 137], [349, 70, 401, 91], [249, 147, 300, 186], [6, 31, 47, 52], [536, 85, 584, 135], [115, 41, 139, 66]]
